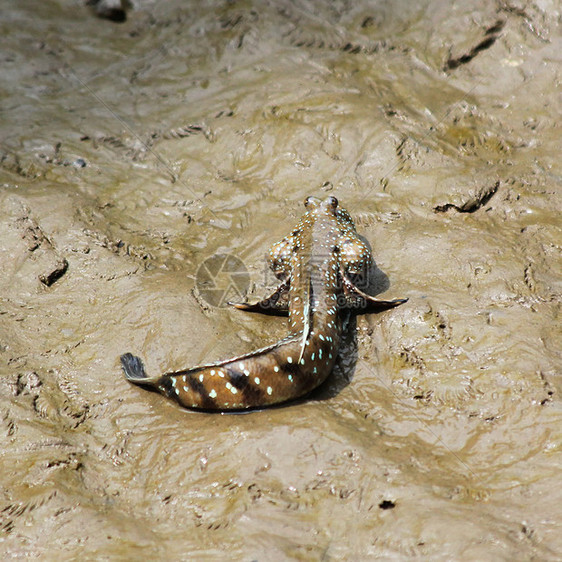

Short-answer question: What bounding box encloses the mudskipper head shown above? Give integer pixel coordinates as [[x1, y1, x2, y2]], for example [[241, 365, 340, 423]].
[[304, 195, 339, 216]]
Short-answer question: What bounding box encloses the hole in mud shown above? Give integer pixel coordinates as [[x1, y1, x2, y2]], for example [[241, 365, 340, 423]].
[[379, 500, 396, 510]]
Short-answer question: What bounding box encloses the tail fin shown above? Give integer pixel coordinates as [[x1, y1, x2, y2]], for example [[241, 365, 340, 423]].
[[120, 353, 149, 383]]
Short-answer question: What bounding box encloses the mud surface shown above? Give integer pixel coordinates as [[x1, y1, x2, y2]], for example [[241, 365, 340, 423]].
[[1, 0, 561, 559]]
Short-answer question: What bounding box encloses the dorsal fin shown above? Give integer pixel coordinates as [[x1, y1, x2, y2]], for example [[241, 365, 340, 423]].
[[298, 277, 312, 363]]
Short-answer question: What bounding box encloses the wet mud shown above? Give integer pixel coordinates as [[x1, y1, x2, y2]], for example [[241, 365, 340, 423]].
[[1, 0, 561, 559]]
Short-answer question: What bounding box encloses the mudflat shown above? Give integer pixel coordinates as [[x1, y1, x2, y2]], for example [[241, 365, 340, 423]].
[[1, 1, 560, 559]]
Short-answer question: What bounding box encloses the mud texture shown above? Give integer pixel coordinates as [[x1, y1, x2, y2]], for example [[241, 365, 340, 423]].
[[1, 0, 561, 559]]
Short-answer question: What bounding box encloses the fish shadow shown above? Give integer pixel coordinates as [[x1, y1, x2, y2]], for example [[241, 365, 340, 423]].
[[310, 261, 395, 403], [310, 314, 359, 402]]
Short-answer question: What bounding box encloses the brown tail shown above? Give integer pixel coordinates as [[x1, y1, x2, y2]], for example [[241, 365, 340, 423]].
[[122, 328, 340, 410]]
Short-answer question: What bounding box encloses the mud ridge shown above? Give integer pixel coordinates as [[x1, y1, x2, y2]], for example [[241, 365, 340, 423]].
[[444, 19, 505, 71], [434, 181, 500, 213]]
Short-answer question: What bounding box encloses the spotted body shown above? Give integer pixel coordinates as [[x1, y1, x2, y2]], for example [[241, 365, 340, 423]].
[[120, 196, 407, 410]]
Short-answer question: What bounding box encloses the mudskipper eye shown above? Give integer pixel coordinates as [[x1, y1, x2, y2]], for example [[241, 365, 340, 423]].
[[327, 196, 338, 208], [304, 196, 315, 208]]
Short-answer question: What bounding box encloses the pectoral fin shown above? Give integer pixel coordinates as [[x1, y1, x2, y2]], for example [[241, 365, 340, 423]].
[[342, 272, 408, 312], [229, 280, 290, 316]]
